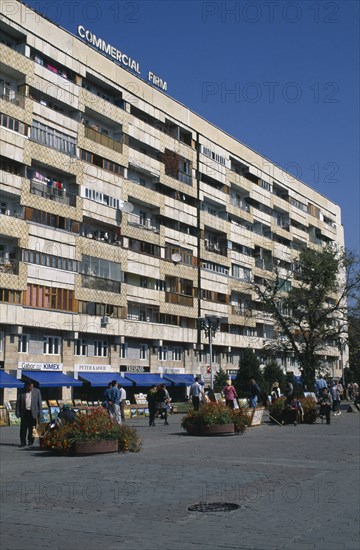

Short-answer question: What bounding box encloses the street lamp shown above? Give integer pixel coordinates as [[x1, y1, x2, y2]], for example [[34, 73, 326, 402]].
[[198, 316, 225, 389], [338, 338, 346, 389]]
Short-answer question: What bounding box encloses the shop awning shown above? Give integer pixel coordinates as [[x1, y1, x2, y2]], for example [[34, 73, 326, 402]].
[[78, 373, 133, 387], [22, 371, 83, 387], [162, 374, 196, 387], [123, 373, 164, 387], [0, 371, 23, 389]]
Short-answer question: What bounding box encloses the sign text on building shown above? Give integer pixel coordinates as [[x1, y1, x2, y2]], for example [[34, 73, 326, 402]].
[[18, 362, 63, 371], [77, 25, 167, 91]]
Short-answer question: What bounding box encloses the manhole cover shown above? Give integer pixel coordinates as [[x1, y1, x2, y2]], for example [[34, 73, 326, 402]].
[[188, 502, 240, 513]]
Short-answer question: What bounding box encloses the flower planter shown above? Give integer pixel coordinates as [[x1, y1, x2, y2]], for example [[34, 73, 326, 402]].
[[186, 423, 235, 436], [73, 440, 118, 455]]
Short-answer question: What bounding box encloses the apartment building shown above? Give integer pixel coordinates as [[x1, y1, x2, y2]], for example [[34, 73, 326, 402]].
[[0, 2, 344, 402]]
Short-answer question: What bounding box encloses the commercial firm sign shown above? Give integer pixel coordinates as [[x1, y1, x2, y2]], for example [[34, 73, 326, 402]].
[[18, 362, 63, 371], [77, 26, 167, 91]]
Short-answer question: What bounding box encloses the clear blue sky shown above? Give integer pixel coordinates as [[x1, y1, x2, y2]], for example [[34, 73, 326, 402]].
[[22, 0, 360, 253]]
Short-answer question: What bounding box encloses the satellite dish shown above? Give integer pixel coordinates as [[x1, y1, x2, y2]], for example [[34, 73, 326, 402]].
[[120, 201, 134, 213], [171, 253, 182, 263]]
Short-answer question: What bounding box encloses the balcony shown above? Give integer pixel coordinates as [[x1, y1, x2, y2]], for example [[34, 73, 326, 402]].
[[231, 306, 252, 317], [255, 258, 273, 271], [230, 195, 250, 213], [82, 275, 120, 293], [127, 213, 159, 233], [165, 293, 193, 307], [0, 257, 19, 274], [84, 125, 123, 153], [0, 90, 25, 109], [30, 179, 77, 207]]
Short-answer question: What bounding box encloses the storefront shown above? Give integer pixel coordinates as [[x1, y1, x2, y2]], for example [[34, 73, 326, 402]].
[[74, 365, 132, 402], [18, 362, 81, 400]]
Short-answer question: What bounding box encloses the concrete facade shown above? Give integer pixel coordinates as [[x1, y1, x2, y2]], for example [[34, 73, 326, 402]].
[[0, 2, 345, 401]]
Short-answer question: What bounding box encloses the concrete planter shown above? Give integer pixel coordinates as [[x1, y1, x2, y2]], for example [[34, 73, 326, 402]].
[[73, 440, 118, 455], [186, 423, 235, 436]]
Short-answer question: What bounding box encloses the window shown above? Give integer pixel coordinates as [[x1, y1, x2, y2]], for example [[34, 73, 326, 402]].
[[94, 340, 108, 357], [81, 149, 124, 176], [165, 243, 194, 266], [24, 207, 80, 234], [231, 264, 252, 281], [18, 334, 29, 353], [23, 250, 78, 272], [31, 120, 76, 155], [0, 288, 22, 304], [158, 346, 168, 361], [0, 112, 27, 135], [119, 343, 127, 359], [139, 344, 147, 360], [172, 347, 182, 361], [43, 336, 61, 355], [0, 331, 4, 353], [74, 339, 87, 356], [24, 285, 77, 312]]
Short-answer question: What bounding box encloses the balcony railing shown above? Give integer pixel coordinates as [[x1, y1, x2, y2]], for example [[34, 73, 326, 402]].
[[230, 196, 250, 212], [165, 292, 193, 307], [82, 275, 120, 293], [0, 257, 19, 274], [204, 242, 227, 256], [30, 179, 77, 207], [127, 214, 159, 233], [84, 125, 123, 153], [232, 306, 252, 317], [0, 91, 25, 108], [255, 258, 273, 271]]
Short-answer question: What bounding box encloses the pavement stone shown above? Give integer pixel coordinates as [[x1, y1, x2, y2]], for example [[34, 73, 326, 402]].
[[0, 409, 359, 550]]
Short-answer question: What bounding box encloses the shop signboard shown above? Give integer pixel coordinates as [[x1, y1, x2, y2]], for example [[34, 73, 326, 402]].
[[120, 366, 150, 373], [18, 362, 63, 371], [74, 364, 112, 372]]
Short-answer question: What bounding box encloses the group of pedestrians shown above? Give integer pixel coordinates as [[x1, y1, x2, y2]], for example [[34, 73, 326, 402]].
[[103, 380, 127, 424], [146, 384, 171, 426]]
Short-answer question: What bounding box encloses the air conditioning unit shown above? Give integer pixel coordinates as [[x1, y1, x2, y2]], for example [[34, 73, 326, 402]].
[[101, 316, 109, 326]]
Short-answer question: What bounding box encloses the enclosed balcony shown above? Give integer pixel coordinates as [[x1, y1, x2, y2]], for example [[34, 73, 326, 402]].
[[28, 165, 78, 207], [0, 236, 20, 274]]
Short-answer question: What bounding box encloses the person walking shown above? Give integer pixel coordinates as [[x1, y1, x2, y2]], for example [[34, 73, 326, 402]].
[[223, 381, 238, 408], [249, 379, 261, 409], [107, 380, 122, 423], [16, 381, 42, 447], [331, 380, 341, 416], [154, 384, 170, 425], [118, 383, 127, 423], [315, 376, 328, 396], [318, 388, 332, 424], [189, 377, 203, 411], [147, 384, 157, 427]]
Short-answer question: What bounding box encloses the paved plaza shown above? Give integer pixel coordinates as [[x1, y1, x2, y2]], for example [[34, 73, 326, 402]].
[[0, 408, 359, 550]]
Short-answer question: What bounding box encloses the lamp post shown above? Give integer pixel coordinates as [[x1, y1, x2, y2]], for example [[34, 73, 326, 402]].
[[338, 338, 346, 389], [198, 316, 224, 389]]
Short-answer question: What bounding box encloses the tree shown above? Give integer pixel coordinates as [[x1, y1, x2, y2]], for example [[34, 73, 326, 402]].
[[249, 245, 360, 390], [213, 368, 229, 392], [262, 359, 286, 396], [234, 349, 263, 398], [346, 297, 360, 384]]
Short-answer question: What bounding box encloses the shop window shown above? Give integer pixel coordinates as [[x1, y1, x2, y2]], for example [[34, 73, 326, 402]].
[[119, 343, 127, 359], [172, 347, 182, 361], [139, 344, 148, 360], [158, 346, 168, 361]]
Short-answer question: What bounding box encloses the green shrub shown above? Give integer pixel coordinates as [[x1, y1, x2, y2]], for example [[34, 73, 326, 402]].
[[299, 397, 318, 424], [181, 402, 248, 434]]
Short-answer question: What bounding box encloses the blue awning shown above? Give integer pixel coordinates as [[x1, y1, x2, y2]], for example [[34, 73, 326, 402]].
[[162, 374, 195, 387], [123, 373, 164, 387], [22, 371, 82, 387], [0, 371, 23, 389], [79, 373, 133, 387]]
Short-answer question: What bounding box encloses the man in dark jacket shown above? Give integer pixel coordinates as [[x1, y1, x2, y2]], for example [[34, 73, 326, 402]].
[[16, 381, 42, 447]]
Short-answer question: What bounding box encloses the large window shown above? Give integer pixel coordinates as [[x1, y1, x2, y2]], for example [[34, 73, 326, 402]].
[[23, 250, 78, 272], [94, 340, 108, 357], [74, 339, 87, 356], [81, 149, 124, 176], [31, 121, 76, 155], [0, 112, 27, 135], [43, 336, 61, 355], [165, 243, 195, 266], [0, 288, 22, 304], [18, 334, 29, 353], [24, 285, 77, 312], [231, 264, 252, 281], [25, 207, 80, 234], [81, 255, 122, 293]]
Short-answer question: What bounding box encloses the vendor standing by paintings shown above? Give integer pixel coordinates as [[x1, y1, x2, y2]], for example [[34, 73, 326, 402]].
[[223, 381, 238, 409], [16, 381, 42, 447]]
